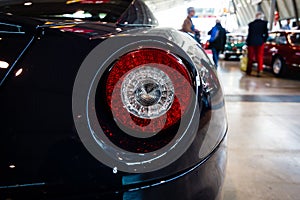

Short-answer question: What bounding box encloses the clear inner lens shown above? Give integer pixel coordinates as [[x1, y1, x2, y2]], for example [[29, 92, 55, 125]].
[[121, 66, 175, 119], [135, 80, 161, 106]]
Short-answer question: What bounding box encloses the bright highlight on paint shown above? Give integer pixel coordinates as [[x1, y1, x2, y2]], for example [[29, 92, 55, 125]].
[[15, 68, 23, 77], [0, 61, 9, 69]]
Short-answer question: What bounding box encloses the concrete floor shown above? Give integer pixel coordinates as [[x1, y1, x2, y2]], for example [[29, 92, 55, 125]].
[[219, 61, 300, 200]]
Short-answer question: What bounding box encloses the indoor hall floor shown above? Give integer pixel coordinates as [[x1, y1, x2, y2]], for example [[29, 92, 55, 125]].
[[219, 61, 300, 200]]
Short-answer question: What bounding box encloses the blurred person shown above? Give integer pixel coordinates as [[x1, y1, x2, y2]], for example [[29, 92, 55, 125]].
[[181, 7, 201, 43], [208, 19, 226, 67], [246, 12, 268, 77], [272, 11, 281, 31], [282, 19, 291, 30]]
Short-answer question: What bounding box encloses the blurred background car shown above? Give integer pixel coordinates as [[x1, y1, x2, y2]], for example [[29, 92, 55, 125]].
[[224, 33, 246, 60], [264, 30, 300, 77]]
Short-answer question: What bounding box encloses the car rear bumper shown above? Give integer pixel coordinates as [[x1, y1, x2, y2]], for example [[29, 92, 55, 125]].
[[2, 136, 227, 200], [224, 51, 242, 56], [121, 136, 228, 200]]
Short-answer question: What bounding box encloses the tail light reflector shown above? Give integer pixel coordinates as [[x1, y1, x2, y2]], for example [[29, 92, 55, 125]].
[[105, 49, 192, 133]]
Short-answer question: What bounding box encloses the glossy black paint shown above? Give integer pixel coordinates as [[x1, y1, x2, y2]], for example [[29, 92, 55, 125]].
[[0, 0, 227, 199], [1, 138, 227, 200]]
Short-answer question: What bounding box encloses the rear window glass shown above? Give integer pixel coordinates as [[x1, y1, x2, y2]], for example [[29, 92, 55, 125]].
[[0, 0, 131, 23], [288, 33, 300, 46]]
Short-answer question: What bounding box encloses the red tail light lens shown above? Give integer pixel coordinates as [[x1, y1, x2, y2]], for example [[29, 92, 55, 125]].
[[94, 48, 194, 153], [106, 49, 192, 133]]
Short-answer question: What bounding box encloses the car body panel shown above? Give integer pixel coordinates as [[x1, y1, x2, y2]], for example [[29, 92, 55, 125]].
[[0, 0, 227, 199]]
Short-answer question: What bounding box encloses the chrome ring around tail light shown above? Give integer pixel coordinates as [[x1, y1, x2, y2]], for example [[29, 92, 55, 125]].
[[72, 37, 200, 173]]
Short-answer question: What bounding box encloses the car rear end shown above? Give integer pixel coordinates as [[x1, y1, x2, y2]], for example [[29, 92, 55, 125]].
[[0, 1, 227, 199]]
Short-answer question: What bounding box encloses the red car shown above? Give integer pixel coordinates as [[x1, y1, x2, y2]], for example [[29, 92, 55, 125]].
[[264, 30, 300, 76]]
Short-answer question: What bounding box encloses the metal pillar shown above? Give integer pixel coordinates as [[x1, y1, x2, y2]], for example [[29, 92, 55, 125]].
[[269, 0, 276, 30], [257, 2, 263, 13], [232, 0, 241, 27], [292, 0, 299, 29]]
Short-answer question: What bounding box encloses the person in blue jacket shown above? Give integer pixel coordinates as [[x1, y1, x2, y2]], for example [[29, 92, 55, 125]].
[[208, 20, 227, 67]]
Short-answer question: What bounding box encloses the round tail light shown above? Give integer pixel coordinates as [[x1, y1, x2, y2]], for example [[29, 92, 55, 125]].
[[106, 49, 192, 131], [95, 49, 194, 153]]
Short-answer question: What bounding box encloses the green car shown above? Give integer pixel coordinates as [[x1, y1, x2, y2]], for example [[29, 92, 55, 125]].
[[224, 33, 246, 60]]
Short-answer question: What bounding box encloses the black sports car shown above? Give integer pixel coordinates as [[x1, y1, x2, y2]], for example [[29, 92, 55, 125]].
[[0, 0, 227, 199]]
